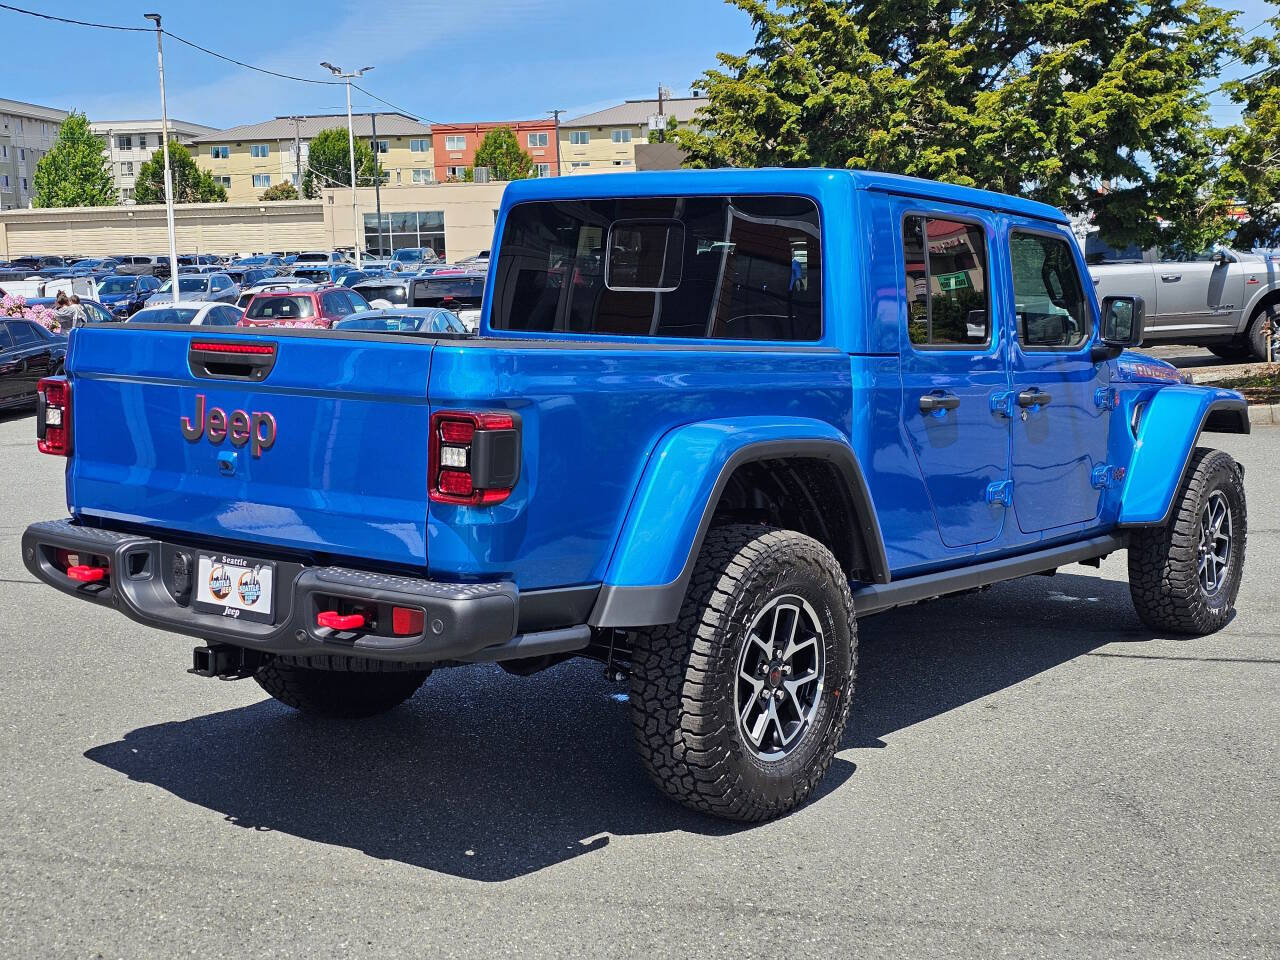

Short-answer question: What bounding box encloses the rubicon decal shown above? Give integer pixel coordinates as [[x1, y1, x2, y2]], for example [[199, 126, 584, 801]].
[[181, 394, 276, 458]]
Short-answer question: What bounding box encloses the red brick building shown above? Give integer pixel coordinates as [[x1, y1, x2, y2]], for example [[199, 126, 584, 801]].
[[431, 120, 559, 181]]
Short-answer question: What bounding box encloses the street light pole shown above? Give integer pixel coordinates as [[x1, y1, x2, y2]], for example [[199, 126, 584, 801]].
[[549, 109, 564, 176], [145, 13, 179, 305], [321, 61, 373, 269]]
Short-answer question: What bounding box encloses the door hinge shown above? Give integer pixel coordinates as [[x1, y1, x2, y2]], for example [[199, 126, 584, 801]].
[[1091, 464, 1127, 489], [1094, 387, 1118, 411], [990, 391, 1016, 419], [985, 480, 1014, 506]]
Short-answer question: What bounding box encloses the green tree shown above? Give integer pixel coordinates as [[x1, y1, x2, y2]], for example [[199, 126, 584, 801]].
[[135, 140, 227, 204], [302, 128, 379, 198], [1222, 13, 1280, 249], [472, 127, 534, 180], [678, 0, 1246, 251], [31, 112, 116, 208], [259, 180, 299, 201]]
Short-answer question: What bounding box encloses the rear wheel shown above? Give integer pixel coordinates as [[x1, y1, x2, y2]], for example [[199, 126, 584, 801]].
[[254, 656, 429, 718], [1245, 305, 1277, 362], [1128, 448, 1246, 635], [630, 524, 855, 822]]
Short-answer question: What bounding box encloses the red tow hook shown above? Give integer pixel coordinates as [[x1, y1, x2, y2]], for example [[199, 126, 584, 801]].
[[316, 611, 366, 631], [66, 565, 107, 583]]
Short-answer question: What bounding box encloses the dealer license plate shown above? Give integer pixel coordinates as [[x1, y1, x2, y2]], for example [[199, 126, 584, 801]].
[[193, 553, 276, 623]]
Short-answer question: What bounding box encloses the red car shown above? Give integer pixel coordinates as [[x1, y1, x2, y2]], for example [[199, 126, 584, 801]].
[[238, 286, 371, 329]]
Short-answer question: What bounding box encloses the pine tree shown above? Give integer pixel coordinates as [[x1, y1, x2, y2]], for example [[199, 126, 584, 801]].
[[31, 112, 117, 208]]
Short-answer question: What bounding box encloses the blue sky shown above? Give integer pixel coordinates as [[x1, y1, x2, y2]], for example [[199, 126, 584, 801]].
[[0, 0, 1273, 130]]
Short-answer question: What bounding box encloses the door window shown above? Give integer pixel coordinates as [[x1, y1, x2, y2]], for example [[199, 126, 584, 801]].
[[902, 216, 990, 348], [1010, 232, 1090, 350], [0, 323, 13, 349], [7, 321, 40, 346]]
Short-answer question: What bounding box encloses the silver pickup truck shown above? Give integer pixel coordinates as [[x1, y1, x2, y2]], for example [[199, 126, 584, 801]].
[[1087, 234, 1280, 361]]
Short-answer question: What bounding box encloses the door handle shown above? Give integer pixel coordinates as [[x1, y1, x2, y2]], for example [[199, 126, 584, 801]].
[[1161, 274, 1182, 282], [919, 392, 960, 414], [1017, 389, 1052, 408]]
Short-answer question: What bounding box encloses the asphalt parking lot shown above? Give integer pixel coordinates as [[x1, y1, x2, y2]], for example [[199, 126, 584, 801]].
[[0, 410, 1275, 959]]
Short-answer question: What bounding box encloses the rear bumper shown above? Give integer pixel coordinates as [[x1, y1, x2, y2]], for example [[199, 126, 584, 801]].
[[21, 518, 590, 664]]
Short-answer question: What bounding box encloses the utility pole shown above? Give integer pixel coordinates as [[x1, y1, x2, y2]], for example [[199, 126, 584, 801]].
[[370, 112, 385, 256], [144, 13, 179, 304], [288, 115, 302, 191], [548, 109, 564, 176], [657, 83, 665, 142], [321, 61, 373, 268]]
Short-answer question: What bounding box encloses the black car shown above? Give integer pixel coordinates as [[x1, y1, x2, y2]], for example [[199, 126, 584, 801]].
[[95, 274, 163, 318], [0, 318, 66, 410], [7, 255, 67, 272]]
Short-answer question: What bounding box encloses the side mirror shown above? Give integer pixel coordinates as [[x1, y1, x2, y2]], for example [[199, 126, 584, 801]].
[[1093, 295, 1145, 361]]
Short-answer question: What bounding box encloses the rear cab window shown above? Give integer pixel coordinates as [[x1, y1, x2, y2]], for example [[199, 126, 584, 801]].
[[490, 195, 822, 341], [246, 295, 316, 320]]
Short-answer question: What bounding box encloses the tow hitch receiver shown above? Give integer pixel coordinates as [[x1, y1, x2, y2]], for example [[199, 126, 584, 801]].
[[189, 643, 270, 680]]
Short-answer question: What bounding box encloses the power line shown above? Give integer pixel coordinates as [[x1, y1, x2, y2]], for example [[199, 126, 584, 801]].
[[351, 83, 435, 124], [0, 2, 147, 31], [162, 31, 342, 86]]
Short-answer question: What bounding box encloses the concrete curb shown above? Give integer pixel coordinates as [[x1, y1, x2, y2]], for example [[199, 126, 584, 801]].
[[1248, 403, 1280, 425]]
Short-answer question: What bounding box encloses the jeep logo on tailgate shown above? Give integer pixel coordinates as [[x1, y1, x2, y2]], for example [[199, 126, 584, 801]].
[[181, 394, 277, 458]]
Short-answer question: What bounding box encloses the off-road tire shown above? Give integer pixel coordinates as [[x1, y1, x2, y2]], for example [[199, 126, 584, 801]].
[[1246, 304, 1277, 362], [1128, 447, 1246, 635], [630, 524, 856, 822], [254, 656, 429, 718]]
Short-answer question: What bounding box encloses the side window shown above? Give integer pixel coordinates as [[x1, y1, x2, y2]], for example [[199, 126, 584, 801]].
[[903, 215, 990, 348], [8, 321, 40, 345], [324, 293, 352, 317], [1010, 231, 1090, 350], [0, 323, 13, 349], [344, 292, 369, 313]]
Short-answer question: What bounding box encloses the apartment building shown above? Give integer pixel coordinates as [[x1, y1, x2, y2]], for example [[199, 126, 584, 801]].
[[430, 120, 560, 181], [91, 119, 218, 203], [0, 98, 69, 210], [558, 96, 707, 174], [191, 112, 434, 203]]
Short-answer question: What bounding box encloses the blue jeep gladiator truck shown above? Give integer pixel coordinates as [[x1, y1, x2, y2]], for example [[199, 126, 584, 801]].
[[23, 170, 1248, 822]]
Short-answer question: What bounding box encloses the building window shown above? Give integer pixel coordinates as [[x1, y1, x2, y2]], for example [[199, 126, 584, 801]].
[[570, 161, 591, 169], [410, 139, 429, 152], [251, 143, 270, 158], [0, 145, 6, 159], [18, 148, 24, 161], [569, 131, 590, 145], [121, 187, 134, 202], [528, 132, 549, 148], [138, 134, 147, 150], [611, 129, 633, 144], [215, 176, 231, 188], [41, 122, 47, 136], [1, 176, 8, 188], [446, 165, 469, 180], [411, 168, 434, 183], [289, 173, 299, 187], [364, 209, 446, 260], [120, 161, 134, 177], [117, 135, 132, 150], [444, 135, 466, 151], [211, 145, 229, 159], [532, 163, 551, 178], [371, 139, 389, 154], [253, 174, 271, 189], [612, 159, 633, 167], [20, 178, 27, 191]]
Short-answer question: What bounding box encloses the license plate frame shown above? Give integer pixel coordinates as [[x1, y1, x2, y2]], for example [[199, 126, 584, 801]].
[[193, 552, 276, 624]]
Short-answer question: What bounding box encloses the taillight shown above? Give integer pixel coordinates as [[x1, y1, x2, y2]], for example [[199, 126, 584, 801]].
[[428, 410, 521, 505], [36, 377, 71, 456]]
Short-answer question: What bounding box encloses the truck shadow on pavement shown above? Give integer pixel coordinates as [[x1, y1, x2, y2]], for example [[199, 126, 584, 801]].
[[84, 570, 1157, 882]]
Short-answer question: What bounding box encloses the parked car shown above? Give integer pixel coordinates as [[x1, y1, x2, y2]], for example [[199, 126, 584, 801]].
[[292, 251, 348, 265], [457, 249, 490, 269], [57, 257, 120, 276], [20, 169, 1251, 824], [230, 255, 284, 269], [332, 307, 468, 335], [7, 255, 67, 271], [113, 254, 172, 279], [222, 268, 275, 289], [238, 287, 370, 329], [291, 264, 355, 285], [147, 273, 239, 305], [0, 317, 65, 409], [336, 270, 387, 288], [26, 297, 120, 327], [389, 247, 439, 270], [412, 273, 485, 330], [95, 274, 162, 318], [127, 302, 244, 326], [1088, 237, 1280, 361]]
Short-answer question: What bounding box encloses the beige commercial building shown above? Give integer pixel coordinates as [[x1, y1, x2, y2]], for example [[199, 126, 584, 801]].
[[559, 96, 706, 175], [90, 118, 218, 203], [0, 98, 69, 210], [0, 180, 505, 262], [191, 112, 435, 204]]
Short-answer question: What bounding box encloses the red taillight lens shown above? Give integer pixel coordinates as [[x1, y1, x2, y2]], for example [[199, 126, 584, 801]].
[[392, 606, 425, 636], [429, 410, 521, 506], [36, 377, 71, 456]]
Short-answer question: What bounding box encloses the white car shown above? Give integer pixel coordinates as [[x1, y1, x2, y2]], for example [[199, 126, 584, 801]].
[[125, 301, 243, 327]]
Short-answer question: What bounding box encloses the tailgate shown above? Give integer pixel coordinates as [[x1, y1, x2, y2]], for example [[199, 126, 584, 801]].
[[66, 327, 434, 567]]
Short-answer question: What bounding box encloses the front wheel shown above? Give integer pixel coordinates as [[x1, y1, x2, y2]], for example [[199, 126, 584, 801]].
[[1246, 306, 1277, 362], [630, 525, 856, 822], [1128, 447, 1247, 635]]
